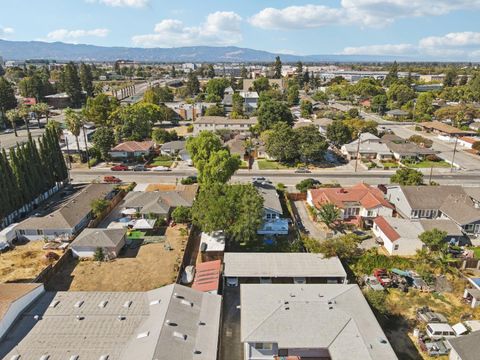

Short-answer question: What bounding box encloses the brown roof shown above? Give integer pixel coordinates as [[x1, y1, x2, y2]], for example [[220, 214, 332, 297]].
[[419, 121, 476, 135], [0, 283, 42, 320], [309, 183, 394, 210], [195, 116, 257, 125], [192, 260, 221, 293], [373, 217, 400, 242], [111, 141, 154, 152], [459, 137, 479, 145]]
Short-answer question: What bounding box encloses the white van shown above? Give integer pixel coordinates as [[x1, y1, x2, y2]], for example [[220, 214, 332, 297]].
[[426, 323, 456, 340]]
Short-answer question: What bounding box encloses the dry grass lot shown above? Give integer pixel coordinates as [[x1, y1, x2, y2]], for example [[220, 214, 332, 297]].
[[0, 241, 62, 283], [47, 225, 188, 292]]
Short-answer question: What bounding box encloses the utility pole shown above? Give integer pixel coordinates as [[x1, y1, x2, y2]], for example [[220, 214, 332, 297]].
[[82, 126, 90, 169], [354, 132, 362, 172], [429, 165, 433, 184], [65, 136, 72, 169], [451, 136, 458, 173]]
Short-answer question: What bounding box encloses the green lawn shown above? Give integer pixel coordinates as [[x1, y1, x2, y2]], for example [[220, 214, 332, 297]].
[[470, 247, 480, 259], [381, 162, 399, 168], [127, 231, 146, 239], [150, 156, 174, 167], [407, 160, 450, 168], [257, 160, 291, 170], [239, 161, 249, 169]]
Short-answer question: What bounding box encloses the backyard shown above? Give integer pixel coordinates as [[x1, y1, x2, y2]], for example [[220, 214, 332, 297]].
[[46, 225, 189, 291], [0, 241, 62, 283]]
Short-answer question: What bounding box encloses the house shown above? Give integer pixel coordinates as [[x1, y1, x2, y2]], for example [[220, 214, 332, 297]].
[[222, 86, 234, 114], [0, 283, 44, 340], [61, 127, 96, 153], [70, 228, 127, 259], [15, 184, 116, 240], [419, 121, 477, 139], [458, 137, 479, 149], [200, 231, 225, 262], [447, 330, 480, 360], [294, 118, 333, 135], [381, 134, 437, 161], [307, 183, 394, 227], [254, 183, 289, 235], [223, 252, 347, 285], [193, 116, 258, 135], [341, 133, 393, 160], [463, 278, 480, 309], [468, 121, 480, 132], [192, 260, 222, 294], [44, 92, 71, 109], [240, 284, 397, 360], [160, 140, 190, 161], [110, 141, 154, 160], [386, 109, 409, 120], [0, 284, 221, 360], [239, 91, 259, 114], [165, 101, 213, 121], [386, 186, 480, 237], [121, 186, 197, 220]]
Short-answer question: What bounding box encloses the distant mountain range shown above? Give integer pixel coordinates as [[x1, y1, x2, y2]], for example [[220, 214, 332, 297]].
[[0, 39, 406, 63]]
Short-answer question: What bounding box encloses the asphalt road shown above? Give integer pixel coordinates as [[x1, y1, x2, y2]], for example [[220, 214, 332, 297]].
[[0, 128, 46, 150]]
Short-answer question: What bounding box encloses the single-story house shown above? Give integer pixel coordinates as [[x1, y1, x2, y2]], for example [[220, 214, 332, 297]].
[[468, 121, 480, 132], [254, 183, 289, 236], [463, 278, 480, 309], [223, 252, 347, 285], [160, 140, 190, 161], [458, 137, 480, 149], [382, 135, 437, 161], [0, 283, 44, 340], [109, 141, 154, 160], [15, 184, 116, 241], [293, 118, 333, 135], [419, 121, 477, 139], [447, 328, 480, 360], [341, 133, 393, 160], [386, 109, 409, 119], [70, 228, 127, 259], [199, 231, 226, 262], [307, 183, 394, 227], [0, 284, 221, 360], [193, 116, 257, 135], [240, 284, 397, 360]]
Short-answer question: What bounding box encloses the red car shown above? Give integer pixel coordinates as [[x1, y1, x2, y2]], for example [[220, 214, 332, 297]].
[[373, 268, 392, 287], [104, 176, 122, 184], [111, 164, 129, 171]]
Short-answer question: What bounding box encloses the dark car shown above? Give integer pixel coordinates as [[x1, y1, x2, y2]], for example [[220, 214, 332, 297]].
[[295, 167, 311, 174], [111, 165, 129, 171]]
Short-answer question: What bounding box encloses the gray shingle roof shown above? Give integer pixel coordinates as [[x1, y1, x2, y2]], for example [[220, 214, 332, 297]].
[[160, 140, 186, 152], [223, 252, 347, 278], [447, 330, 480, 360], [0, 284, 221, 360], [122, 189, 195, 216], [419, 219, 463, 236], [401, 186, 465, 210], [240, 284, 398, 360], [254, 184, 282, 214], [71, 228, 126, 248]]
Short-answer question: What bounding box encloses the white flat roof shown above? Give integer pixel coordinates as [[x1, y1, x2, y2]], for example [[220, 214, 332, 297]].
[[200, 231, 226, 252], [223, 253, 347, 278]]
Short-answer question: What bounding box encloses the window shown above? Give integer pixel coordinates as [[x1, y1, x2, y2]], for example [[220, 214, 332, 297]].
[[254, 343, 273, 350], [465, 224, 475, 233], [367, 210, 375, 217], [394, 244, 399, 251], [37, 230, 44, 235]]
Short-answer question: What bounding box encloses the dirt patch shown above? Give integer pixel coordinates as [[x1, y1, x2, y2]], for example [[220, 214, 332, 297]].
[[46, 225, 189, 292], [0, 241, 62, 283], [145, 184, 177, 192]]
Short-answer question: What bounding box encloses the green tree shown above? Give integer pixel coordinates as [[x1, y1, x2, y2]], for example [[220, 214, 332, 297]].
[[263, 122, 298, 163], [18, 106, 31, 135], [152, 128, 178, 144], [257, 100, 293, 130], [0, 77, 17, 125], [205, 77, 230, 101], [312, 91, 329, 104], [186, 72, 200, 96], [5, 109, 21, 137], [415, 92, 435, 120], [231, 92, 244, 117], [91, 198, 110, 218], [111, 103, 161, 141], [346, 119, 378, 139], [34, 102, 50, 124], [296, 178, 319, 193], [204, 104, 225, 116], [171, 206, 192, 223], [273, 56, 282, 79], [79, 63, 94, 97], [45, 119, 62, 139], [295, 125, 328, 163], [93, 247, 105, 261], [295, 61, 304, 86], [206, 64, 216, 78], [186, 131, 223, 164], [390, 168, 424, 185], [63, 62, 83, 107], [300, 100, 313, 118], [287, 82, 300, 106], [199, 149, 241, 185], [143, 85, 174, 104], [83, 93, 119, 126], [92, 126, 115, 159], [419, 229, 448, 252], [240, 66, 248, 79], [253, 77, 270, 93], [443, 67, 457, 87], [387, 83, 415, 108], [315, 203, 340, 229], [317, 233, 361, 259], [65, 108, 84, 153], [326, 120, 352, 147], [383, 61, 398, 87], [371, 94, 388, 115]]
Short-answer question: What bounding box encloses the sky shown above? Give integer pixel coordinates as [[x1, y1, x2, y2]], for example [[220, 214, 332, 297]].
[[1, 0, 480, 60]]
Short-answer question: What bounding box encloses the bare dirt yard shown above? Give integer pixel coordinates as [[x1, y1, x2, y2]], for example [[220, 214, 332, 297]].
[[0, 241, 62, 283], [46, 225, 189, 292]]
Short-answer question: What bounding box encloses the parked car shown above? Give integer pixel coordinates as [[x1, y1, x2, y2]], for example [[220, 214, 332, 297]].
[[226, 277, 239, 287], [131, 164, 147, 171], [426, 323, 456, 340], [252, 177, 266, 183], [111, 164, 129, 171], [151, 166, 172, 172], [373, 268, 392, 287], [364, 275, 384, 291], [295, 167, 311, 174], [104, 176, 122, 184]]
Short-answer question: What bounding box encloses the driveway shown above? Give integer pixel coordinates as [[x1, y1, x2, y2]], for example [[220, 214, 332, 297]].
[[219, 287, 243, 360], [292, 200, 326, 240]]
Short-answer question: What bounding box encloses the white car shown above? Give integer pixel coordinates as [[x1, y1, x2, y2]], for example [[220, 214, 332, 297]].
[[151, 166, 171, 172], [226, 277, 239, 287]]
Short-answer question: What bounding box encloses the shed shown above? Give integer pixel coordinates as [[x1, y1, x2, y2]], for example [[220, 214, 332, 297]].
[[192, 260, 222, 294], [70, 228, 126, 259]]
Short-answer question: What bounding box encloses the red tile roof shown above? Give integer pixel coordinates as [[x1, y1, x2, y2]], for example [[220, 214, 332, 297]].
[[459, 137, 479, 145], [373, 216, 400, 242], [192, 260, 221, 293], [22, 98, 37, 106], [111, 141, 154, 153], [309, 183, 394, 210]]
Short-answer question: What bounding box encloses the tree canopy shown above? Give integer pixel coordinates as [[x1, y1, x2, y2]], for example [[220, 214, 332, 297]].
[[390, 168, 424, 185]]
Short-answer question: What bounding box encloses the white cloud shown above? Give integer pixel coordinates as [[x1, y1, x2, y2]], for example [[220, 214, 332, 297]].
[[132, 11, 242, 47], [86, 0, 148, 7], [250, 1, 480, 29], [46, 28, 110, 41], [0, 27, 14, 38], [341, 31, 480, 59], [342, 44, 416, 55]]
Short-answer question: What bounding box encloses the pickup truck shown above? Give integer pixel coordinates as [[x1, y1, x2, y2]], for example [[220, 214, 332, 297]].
[[373, 268, 392, 287], [104, 176, 122, 184]]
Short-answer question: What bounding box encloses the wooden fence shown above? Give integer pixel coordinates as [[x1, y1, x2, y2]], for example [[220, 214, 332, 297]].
[[34, 249, 72, 284], [88, 190, 126, 228], [175, 226, 201, 284]]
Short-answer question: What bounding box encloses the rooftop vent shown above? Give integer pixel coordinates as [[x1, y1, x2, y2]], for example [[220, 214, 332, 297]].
[[49, 300, 60, 308], [99, 355, 109, 360], [39, 356, 49, 360], [34, 315, 41, 321], [117, 315, 126, 321], [76, 315, 84, 321], [193, 350, 202, 355], [74, 300, 84, 308], [137, 331, 150, 339], [99, 300, 108, 308], [150, 300, 161, 306], [123, 300, 132, 308], [378, 338, 388, 344], [329, 306, 334, 310], [173, 331, 188, 341], [69, 356, 79, 360], [10, 356, 20, 360], [173, 293, 184, 299], [180, 299, 194, 307], [289, 293, 296, 298], [166, 320, 178, 326], [284, 306, 290, 311], [198, 321, 206, 326]]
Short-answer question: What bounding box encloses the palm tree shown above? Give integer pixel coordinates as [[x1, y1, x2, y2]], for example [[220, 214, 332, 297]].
[[5, 109, 20, 137], [316, 203, 340, 230], [18, 106, 31, 135], [65, 108, 83, 153], [36, 102, 50, 124]]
